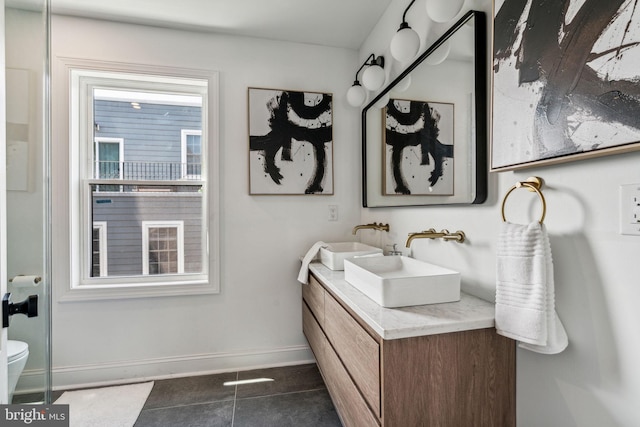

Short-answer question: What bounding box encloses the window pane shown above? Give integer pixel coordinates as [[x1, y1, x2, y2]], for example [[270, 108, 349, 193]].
[[93, 89, 202, 182], [149, 262, 159, 275], [91, 184, 200, 277]]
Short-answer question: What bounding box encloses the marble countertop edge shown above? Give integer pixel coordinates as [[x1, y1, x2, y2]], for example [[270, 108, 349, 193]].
[[308, 262, 496, 340]]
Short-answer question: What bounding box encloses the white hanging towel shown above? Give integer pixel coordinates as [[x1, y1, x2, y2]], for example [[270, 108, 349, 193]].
[[495, 222, 568, 354], [297, 241, 327, 284]]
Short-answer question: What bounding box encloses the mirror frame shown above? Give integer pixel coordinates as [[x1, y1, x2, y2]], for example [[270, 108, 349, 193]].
[[362, 10, 487, 207]]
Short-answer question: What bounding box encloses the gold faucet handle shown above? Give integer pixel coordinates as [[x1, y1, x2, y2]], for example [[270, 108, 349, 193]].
[[443, 230, 466, 243]]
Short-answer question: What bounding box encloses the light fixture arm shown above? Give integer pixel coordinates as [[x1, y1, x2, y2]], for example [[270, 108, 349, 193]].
[[399, 0, 416, 30], [353, 53, 385, 83]]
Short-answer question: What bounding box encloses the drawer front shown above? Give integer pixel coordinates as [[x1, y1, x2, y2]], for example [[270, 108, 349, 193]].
[[324, 292, 381, 417], [302, 303, 326, 368], [324, 333, 380, 427], [302, 275, 325, 326]]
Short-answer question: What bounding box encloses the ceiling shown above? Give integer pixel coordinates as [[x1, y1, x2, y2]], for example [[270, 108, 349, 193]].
[[44, 0, 393, 50]]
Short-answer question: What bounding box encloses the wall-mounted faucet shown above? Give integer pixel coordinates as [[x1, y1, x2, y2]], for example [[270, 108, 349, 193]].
[[405, 228, 466, 247], [352, 222, 390, 235]]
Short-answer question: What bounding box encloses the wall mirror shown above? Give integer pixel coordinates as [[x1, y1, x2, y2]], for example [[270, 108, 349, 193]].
[[362, 10, 486, 207]]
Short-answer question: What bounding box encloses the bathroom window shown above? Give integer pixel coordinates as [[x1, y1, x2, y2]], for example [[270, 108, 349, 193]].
[[64, 61, 220, 299]]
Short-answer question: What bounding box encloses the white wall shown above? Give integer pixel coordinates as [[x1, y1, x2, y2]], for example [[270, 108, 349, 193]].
[[50, 15, 363, 389], [360, 0, 640, 425]]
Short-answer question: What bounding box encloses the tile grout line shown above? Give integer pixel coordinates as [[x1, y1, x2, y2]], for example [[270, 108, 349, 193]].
[[137, 398, 237, 413], [234, 386, 329, 402], [231, 371, 239, 427]]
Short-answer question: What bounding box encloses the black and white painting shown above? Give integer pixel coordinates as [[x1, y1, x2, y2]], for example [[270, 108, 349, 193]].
[[383, 99, 454, 195], [492, 0, 640, 170], [249, 88, 333, 194]]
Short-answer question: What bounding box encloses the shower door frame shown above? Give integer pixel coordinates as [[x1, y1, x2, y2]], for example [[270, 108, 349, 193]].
[[1, 0, 52, 404], [0, 0, 9, 405]]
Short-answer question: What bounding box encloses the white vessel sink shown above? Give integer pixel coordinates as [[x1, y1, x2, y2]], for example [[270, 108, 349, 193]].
[[319, 242, 383, 271], [343, 256, 460, 308]]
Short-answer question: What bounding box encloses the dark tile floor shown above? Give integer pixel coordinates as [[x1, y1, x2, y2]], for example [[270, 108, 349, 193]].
[[134, 363, 343, 427]]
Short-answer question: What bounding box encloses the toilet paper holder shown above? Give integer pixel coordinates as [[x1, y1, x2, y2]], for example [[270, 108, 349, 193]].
[[2, 293, 38, 328]]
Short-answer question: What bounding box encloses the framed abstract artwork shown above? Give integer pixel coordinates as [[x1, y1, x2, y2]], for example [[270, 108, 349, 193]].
[[492, 0, 640, 171], [383, 98, 454, 196], [248, 87, 333, 194]]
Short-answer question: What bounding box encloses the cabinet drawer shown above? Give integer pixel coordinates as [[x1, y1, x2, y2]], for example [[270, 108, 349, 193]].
[[302, 303, 326, 368], [324, 292, 381, 417], [303, 275, 325, 326], [324, 333, 381, 427]]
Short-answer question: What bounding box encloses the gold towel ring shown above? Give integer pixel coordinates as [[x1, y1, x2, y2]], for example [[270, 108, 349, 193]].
[[501, 177, 546, 223]]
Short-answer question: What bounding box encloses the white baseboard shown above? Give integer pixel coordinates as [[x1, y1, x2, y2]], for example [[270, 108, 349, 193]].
[[51, 345, 315, 391]]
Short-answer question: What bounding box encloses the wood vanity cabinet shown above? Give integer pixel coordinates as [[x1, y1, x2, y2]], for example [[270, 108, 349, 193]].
[[302, 273, 516, 427]]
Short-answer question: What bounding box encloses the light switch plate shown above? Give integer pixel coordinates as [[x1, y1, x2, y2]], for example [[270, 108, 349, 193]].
[[328, 205, 338, 221], [620, 184, 640, 235]]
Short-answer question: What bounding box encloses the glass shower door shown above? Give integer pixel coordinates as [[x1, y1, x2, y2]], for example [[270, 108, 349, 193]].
[[4, 0, 51, 404]]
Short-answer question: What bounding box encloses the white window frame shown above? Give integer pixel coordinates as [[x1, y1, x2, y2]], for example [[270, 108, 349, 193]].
[[56, 58, 221, 301], [142, 220, 185, 275], [92, 221, 108, 277], [181, 129, 202, 179]]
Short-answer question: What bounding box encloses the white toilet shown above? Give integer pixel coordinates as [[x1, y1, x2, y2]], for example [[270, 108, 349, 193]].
[[7, 340, 29, 403]]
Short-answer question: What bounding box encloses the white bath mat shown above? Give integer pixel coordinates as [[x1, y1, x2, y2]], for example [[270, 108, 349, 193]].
[[55, 381, 154, 427]]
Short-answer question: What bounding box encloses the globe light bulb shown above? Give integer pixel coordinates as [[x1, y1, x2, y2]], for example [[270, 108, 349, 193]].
[[390, 26, 420, 63], [346, 83, 367, 107], [424, 40, 451, 65], [362, 64, 386, 91], [425, 0, 464, 23], [395, 74, 412, 92]]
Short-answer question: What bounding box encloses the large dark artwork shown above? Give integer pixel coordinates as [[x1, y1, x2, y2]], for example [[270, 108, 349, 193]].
[[249, 88, 333, 194], [492, 0, 640, 170], [383, 99, 454, 195]]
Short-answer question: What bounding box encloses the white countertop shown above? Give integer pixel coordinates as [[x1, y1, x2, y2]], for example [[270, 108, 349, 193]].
[[309, 262, 496, 340]]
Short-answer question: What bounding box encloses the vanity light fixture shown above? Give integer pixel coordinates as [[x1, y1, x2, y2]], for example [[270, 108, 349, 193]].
[[390, 0, 421, 63], [346, 53, 386, 107], [425, 0, 464, 23]]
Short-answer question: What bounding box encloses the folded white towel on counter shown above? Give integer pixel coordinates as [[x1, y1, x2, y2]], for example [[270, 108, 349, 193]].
[[495, 222, 568, 354], [297, 241, 327, 284]]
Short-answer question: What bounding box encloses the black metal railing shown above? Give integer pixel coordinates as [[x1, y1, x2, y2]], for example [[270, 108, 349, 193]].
[[95, 161, 202, 181]]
